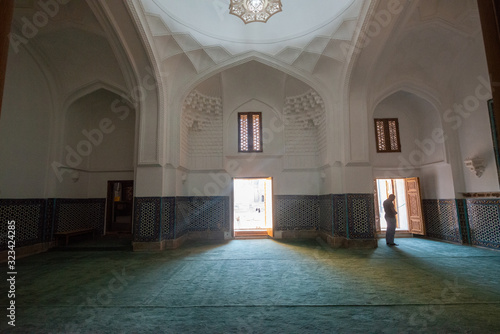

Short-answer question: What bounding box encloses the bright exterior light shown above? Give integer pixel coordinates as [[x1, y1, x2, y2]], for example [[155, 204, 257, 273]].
[[229, 0, 283, 24]]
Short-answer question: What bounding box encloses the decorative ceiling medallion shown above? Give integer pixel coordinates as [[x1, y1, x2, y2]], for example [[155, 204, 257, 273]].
[[229, 0, 283, 24]]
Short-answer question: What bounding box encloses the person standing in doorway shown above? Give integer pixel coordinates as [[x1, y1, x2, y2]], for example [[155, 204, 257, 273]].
[[383, 194, 398, 246]]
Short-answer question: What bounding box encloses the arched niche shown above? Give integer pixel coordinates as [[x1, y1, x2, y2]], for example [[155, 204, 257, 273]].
[[178, 60, 327, 174], [371, 90, 445, 172], [226, 98, 284, 157], [63, 88, 136, 171], [56, 88, 136, 197]]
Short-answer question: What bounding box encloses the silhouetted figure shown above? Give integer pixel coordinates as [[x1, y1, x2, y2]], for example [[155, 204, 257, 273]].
[[383, 194, 398, 246]]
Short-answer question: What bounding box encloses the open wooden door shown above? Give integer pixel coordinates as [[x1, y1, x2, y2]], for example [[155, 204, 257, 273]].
[[405, 177, 425, 235], [374, 179, 380, 232], [264, 177, 273, 238]]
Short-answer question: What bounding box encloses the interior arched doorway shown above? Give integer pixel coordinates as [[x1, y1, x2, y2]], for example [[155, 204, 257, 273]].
[[61, 88, 136, 236], [371, 90, 446, 238]]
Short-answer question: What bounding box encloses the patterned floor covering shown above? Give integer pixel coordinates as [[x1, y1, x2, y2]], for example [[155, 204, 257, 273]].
[[1, 237, 500, 333]]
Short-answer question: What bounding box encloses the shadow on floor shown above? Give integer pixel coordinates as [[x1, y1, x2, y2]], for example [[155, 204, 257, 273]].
[[51, 233, 133, 251]]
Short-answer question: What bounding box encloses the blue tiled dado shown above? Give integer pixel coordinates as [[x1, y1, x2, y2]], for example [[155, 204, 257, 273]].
[[422, 199, 462, 243], [132, 194, 376, 243], [274, 195, 320, 231], [333, 195, 347, 238], [133, 197, 162, 242], [0, 199, 46, 249], [274, 194, 375, 240], [133, 196, 231, 242], [0, 198, 105, 251], [347, 194, 376, 239], [175, 196, 230, 234], [54, 198, 106, 235], [4, 195, 500, 251], [466, 199, 500, 249], [319, 195, 333, 235], [422, 198, 500, 250]]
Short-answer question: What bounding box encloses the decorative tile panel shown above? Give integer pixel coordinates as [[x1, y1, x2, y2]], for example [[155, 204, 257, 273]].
[[274, 195, 319, 230], [44, 199, 56, 243], [319, 195, 333, 235], [422, 200, 461, 243], [333, 195, 347, 238], [174, 197, 191, 238], [54, 199, 105, 236], [347, 194, 376, 239], [161, 197, 175, 240], [0, 199, 45, 249], [175, 197, 230, 233], [456, 199, 470, 245], [133, 197, 161, 242], [466, 199, 500, 249]]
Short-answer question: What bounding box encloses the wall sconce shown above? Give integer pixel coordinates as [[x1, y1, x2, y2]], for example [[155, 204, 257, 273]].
[[464, 158, 485, 177], [181, 173, 187, 183]]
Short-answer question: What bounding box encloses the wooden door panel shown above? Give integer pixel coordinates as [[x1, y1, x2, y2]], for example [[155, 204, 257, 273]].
[[374, 179, 381, 232], [265, 178, 273, 238], [405, 177, 425, 235]]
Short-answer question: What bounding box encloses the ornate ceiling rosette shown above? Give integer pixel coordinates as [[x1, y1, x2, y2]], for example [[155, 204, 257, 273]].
[[229, 0, 283, 24]]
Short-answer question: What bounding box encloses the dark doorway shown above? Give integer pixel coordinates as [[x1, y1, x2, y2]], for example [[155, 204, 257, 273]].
[[106, 180, 134, 234]]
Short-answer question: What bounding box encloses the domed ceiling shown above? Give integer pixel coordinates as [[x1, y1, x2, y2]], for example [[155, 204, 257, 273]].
[[140, 0, 357, 54], [136, 0, 366, 76]]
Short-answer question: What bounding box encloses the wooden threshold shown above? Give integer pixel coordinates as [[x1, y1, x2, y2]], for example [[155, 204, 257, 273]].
[[234, 229, 269, 239]]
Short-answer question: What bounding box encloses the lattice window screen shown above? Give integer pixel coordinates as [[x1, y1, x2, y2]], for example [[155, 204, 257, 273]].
[[239, 114, 249, 151], [374, 118, 401, 153], [239, 112, 262, 152]]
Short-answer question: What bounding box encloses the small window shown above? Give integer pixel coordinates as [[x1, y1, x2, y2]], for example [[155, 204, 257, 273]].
[[239, 112, 262, 152], [374, 118, 401, 152]]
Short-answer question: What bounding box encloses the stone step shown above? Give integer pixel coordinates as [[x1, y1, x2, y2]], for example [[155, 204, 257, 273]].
[[234, 230, 269, 239]]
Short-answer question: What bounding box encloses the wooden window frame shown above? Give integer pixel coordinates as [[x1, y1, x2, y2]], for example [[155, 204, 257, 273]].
[[374, 118, 402, 153], [238, 112, 263, 153]]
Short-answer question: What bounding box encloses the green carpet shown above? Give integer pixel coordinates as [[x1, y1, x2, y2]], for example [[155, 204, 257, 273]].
[[1, 238, 500, 333]]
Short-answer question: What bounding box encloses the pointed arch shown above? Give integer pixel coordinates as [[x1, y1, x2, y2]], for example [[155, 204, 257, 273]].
[[63, 80, 132, 112], [370, 80, 443, 118]]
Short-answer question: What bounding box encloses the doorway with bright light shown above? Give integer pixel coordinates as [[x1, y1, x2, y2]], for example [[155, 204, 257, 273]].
[[374, 177, 425, 236], [233, 178, 273, 238]]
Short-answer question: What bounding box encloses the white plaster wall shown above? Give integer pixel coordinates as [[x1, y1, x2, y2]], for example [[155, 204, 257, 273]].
[[226, 99, 284, 156], [371, 91, 445, 169], [163, 167, 177, 197], [179, 116, 189, 168], [351, 0, 488, 199], [371, 94, 417, 169], [88, 97, 135, 172], [184, 172, 233, 197], [54, 89, 135, 198], [222, 62, 286, 156], [186, 113, 223, 170], [36, 29, 127, 97], [419, 163, 455, 199], [343, 165, 375, 194], [135, 166, 163, 197], [177, 61, 331, 196], [0, 49, 52, 198], [274, 171, 320, 195], [183, 168, 320, 196], [319, 165, 344, 195], [450, 37, 497, 192]]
